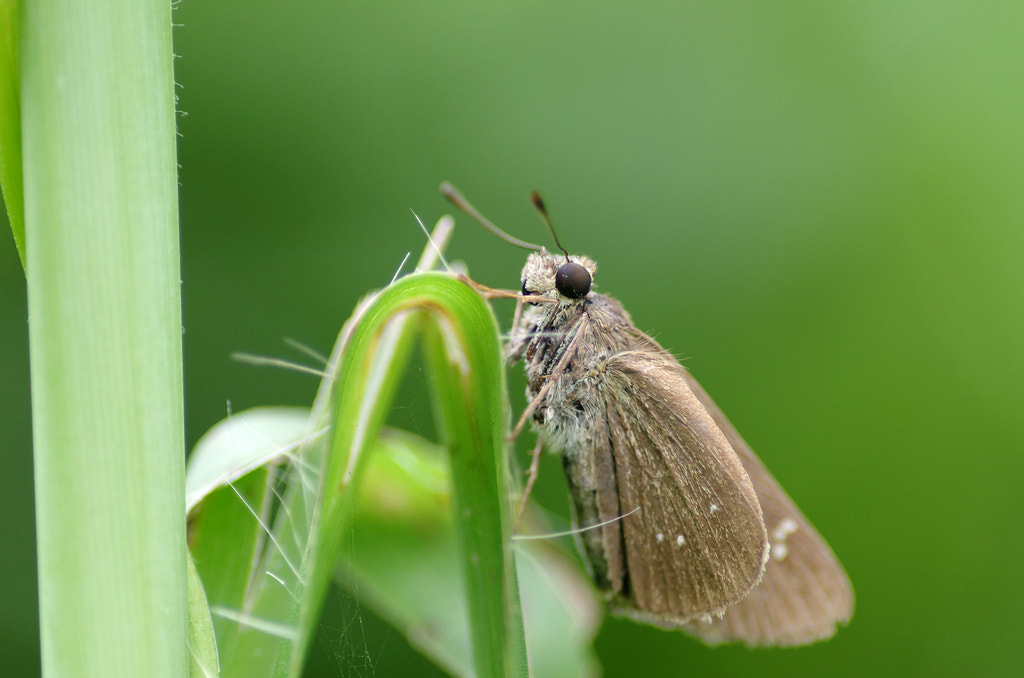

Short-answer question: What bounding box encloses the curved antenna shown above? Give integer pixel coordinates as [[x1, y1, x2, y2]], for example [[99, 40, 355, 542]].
[[530, 191, 570, 260], [440, 182, 543, 251]]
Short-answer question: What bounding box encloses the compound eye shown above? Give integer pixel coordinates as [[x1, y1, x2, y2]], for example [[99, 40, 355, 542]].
[[521, 280, 531, 296], [555, 262, 591, 299]]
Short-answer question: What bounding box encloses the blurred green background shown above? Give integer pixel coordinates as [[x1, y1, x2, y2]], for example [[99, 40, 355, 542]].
[[3, 1, 1023, 676]]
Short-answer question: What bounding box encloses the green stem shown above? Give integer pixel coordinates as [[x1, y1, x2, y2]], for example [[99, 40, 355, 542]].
[[23, 1, 186, 675]]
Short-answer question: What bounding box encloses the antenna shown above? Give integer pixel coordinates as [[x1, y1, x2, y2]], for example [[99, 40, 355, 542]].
[[440, 182, 543, 251], [530, 191, 570, 260]]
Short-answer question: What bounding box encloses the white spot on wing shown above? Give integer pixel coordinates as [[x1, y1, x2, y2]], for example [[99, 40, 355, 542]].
[[709, 503, 719, 515], [772, 517, 799, 542], [769, 517, 798, 561], [675, 535, 685, 547], [656, 533, 665, 544]]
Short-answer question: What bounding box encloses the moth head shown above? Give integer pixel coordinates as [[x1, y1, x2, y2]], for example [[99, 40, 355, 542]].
[[521, 248, 597, 301]]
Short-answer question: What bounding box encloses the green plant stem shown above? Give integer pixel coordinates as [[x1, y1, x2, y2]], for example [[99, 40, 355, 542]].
[[22, 1, 186, 676]]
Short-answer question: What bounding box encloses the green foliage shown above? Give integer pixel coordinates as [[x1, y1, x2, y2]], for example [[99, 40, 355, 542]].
[[0, 0, 24, 270], [186, 231, 599, 677]]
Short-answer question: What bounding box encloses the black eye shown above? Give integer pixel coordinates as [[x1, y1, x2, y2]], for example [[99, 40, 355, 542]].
[[521, 280, 531, 296], [555, 262, 591, 299]]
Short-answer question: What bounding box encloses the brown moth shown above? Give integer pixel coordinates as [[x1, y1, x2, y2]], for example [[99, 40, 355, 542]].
[[441, 183, 853, 647]]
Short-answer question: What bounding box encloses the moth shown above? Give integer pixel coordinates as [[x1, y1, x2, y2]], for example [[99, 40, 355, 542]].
[[441, 183, 853, 647]]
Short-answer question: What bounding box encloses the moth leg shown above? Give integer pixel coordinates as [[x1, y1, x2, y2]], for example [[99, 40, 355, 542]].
[[513, 436, 545, 532], [510, 293, 525, 344], [458, 274, 553, 304], [509, 313, 590, 441]]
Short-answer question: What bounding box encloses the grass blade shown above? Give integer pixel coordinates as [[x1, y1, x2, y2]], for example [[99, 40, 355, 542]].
[[23, 0, 185, 675], [189, 224, 530, 677]]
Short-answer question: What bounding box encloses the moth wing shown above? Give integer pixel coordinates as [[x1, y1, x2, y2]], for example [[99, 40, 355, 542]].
[[595, 349, 770, 623], [680, 372, 854, 646], [560, 399, 628, 598]]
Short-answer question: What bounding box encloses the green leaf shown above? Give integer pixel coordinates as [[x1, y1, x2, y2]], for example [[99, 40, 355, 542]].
[[0, 0, 23, 270], [188, 554, 221, 678], [341, 428, 601, 678], [185, 406, 314, 513], [288, 271, 528, 678], [420, 282, 528, 677], [188, 219, 524, 677]]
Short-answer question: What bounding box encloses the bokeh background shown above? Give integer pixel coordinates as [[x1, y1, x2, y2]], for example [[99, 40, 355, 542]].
[[3, 2, 1023, 676]]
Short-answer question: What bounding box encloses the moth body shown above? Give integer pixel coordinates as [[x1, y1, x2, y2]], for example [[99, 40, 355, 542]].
[[506, 247, 853, 646], [438, 182, 853, 647]]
